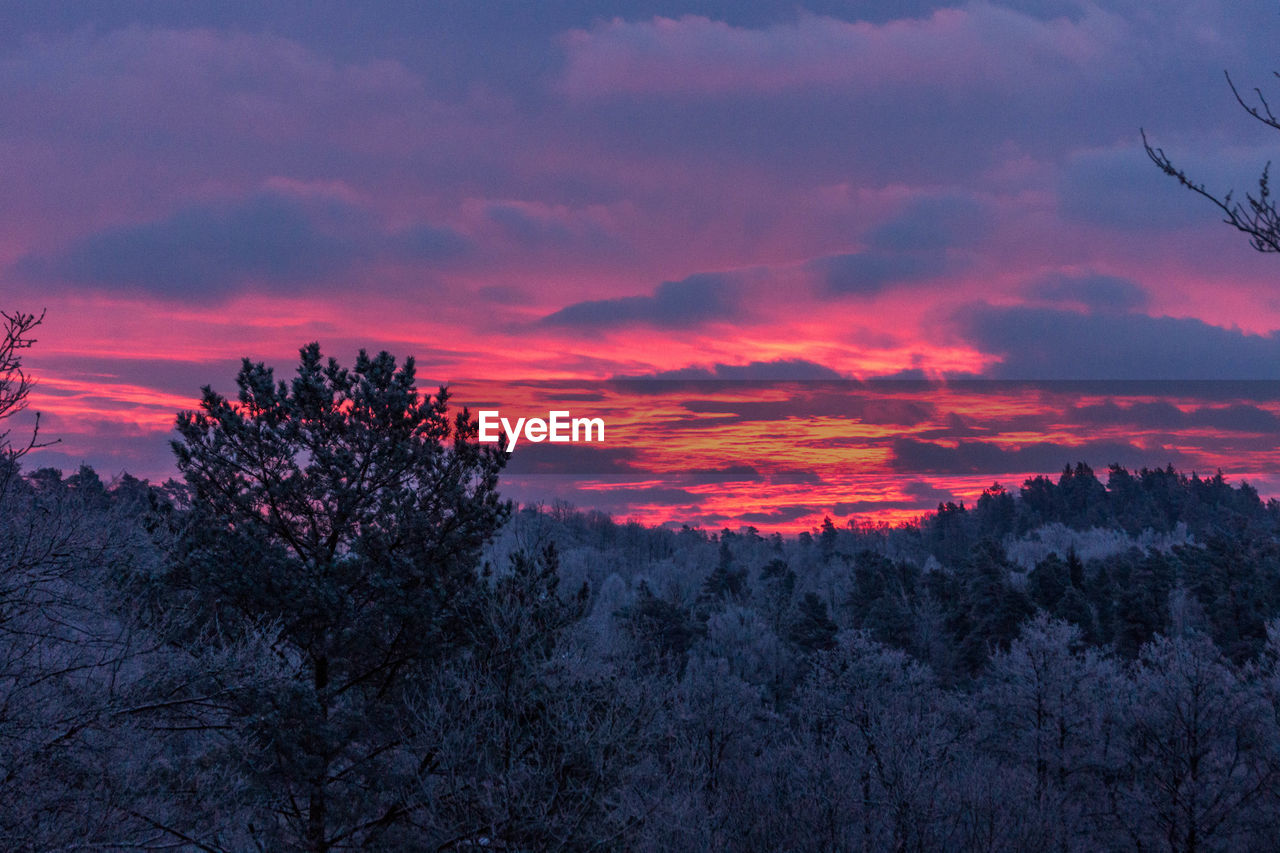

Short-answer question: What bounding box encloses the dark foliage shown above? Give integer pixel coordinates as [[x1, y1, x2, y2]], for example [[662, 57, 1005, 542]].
[[13, 438, 1280, 850]]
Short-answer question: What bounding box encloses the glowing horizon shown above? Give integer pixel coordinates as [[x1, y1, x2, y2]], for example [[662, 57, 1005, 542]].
[[7, 3, 1280, 530]]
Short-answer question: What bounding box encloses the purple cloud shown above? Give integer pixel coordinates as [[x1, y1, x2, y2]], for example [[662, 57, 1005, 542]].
[[557, 9, 1125, 99], [541, 272, 744, 329], [15, 192, 469, 301], [952, 304, 1280, 379]]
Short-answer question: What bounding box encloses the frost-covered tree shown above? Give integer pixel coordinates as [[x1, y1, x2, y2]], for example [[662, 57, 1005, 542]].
[[979, 614, 1126, 848], [1112, 633, 1278, 851], [406, 545, 648, 851], [796, 632, 963, 851]]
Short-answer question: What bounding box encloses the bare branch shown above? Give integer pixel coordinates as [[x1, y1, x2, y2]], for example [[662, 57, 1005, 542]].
[[1227, 70, 1280, 131], [1143, 129, 1280, 253], [0, 309, 56, 485]]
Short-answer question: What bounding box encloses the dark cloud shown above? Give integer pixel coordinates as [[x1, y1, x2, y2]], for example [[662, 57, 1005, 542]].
[[635, 358, 844, 380], [890, 437, 1186, 476], [19, 194, 354, 298], [812, 251, 948, 296], [483, 203, 622, 256], [1172, 433, 1280, 455], [677, 465, 763, 484], [1071, 400, 1280, 433], [812, 195, 988, 295], [543, 391, 609, 402], [868, 196, 990, 252], [1029, 272, 1148, 313], [503, 443, 640, 475], [902, 480, 958, 503], [768, 468, 823, 485], [831, 481, 956, 515], [541, 272, 741, 329], [487, 204, 576, 244], [735, 505, 815, 524], [496, 478, 701, 514], [832, 499, 925, 515], [390, 224, 472, 261], [875, 368, 929, 380], [30, 355, 238, 397], [682, 391, 934, 425], [0, 2, 969, 85], [1180, 403, 1280, 433], [475, 284, 536, 305], [16, 193, 469, 301], [915, 412, 995, 439], [853, 398, 937, 425], [586, 485, 700, 507], [953, 304, 1280, 379]]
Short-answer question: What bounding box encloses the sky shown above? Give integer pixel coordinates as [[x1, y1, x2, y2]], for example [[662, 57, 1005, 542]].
[[6, 0, 1280, 530]]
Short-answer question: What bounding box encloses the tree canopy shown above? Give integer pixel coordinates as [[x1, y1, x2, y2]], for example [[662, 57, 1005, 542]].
[[163, 343, 510, 850]]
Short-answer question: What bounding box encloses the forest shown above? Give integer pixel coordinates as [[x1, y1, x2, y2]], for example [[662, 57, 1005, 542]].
[[6, 330, 1280, 851]]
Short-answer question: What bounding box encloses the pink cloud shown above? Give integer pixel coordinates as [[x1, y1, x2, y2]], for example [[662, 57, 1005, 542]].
[[2, 27, 423, 142], [0, 26, 503, 253], [558, 7, 1124, 99]]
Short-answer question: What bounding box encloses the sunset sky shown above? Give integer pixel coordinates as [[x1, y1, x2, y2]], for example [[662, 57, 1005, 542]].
[[7, 1, 1280, 529]]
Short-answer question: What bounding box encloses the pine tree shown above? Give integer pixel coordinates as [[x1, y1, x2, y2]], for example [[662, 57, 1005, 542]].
[[159, 343, 509, 851], [789, 592, 838, 652], [619, 581, 700, 675]]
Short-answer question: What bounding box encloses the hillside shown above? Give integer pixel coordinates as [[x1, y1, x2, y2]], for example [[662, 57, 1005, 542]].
[[5, 460, 1280, 849]]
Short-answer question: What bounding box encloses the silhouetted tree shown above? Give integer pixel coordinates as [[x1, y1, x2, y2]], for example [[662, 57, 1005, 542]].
[[155, 343, 509, 851], [848, 550, 920, 652], [819, 516, 839, 561], [756, 557, 797, 636], [927, 501, 971, 565], [975, 482, 1016, 539], [1059, 462, 1110, 528], [1114, 551, 1175, 659], [0, 310, 47, 492], [953, 539, 1034, 676]]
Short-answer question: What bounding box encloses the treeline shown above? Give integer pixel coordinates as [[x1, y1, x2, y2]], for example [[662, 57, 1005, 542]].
[[929, 462, 1279, 556], [8, 456, 1280, 850]]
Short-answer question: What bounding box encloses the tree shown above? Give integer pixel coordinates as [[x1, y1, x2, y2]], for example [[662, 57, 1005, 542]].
[[979, 615, 1125, 848], [406, 545, 647, 851], [662, 655, 765, 850], [1145, 72, 1280, 252], [952, 539, 1034, 676], [796, 632, 962, 851], [788, 592, 838, 653], [156, 343, 509, 851], [0, 313, 194, 849], [617, 580, 701, 675], [1110, 632, 1279, 851], [0, 310, 48, 492]]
